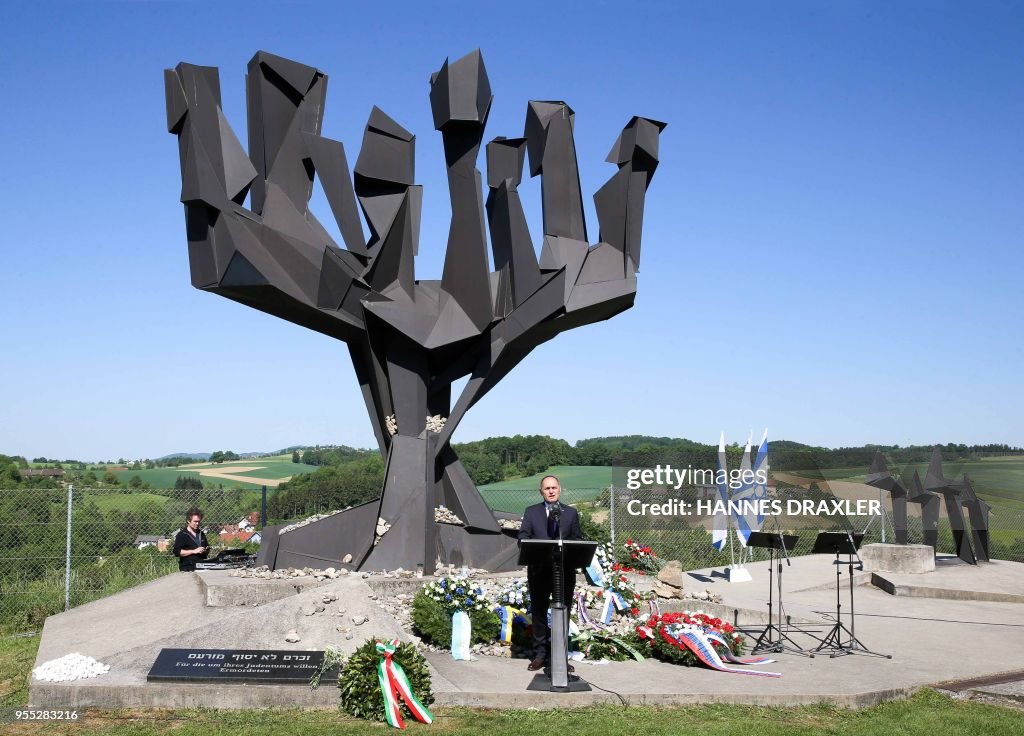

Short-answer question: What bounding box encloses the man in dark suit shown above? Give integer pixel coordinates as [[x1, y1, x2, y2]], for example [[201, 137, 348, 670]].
[[518, 475, 584, 671]]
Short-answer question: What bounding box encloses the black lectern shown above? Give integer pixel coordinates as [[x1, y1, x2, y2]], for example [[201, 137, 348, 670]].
[[518, 539, 597, 691]]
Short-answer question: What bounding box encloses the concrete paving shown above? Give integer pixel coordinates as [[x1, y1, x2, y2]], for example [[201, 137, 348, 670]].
[[28, 559, 1024, 710], [871, 559, 1024, 602]]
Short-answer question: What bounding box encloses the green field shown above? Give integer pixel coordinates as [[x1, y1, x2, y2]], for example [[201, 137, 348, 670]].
[[479, 466, 611, 514], [785, 455, 1024, 514], [479, 465, 612, 491], [104, 455, 319, 490], [87, 492, 170, 512]]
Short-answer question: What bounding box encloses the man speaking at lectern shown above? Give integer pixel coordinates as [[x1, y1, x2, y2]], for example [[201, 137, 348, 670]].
[[518, 475, 584, 671]]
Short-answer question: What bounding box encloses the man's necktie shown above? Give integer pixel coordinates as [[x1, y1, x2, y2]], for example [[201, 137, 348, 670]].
[[547, 509, 558, 538]]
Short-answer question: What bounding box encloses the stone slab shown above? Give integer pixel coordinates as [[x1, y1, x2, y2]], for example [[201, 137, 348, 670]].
[[198, 571, 331, 607], [147, 648, 338, 685], [870, 559, 1024, 602], [861, 543, 935, 574]]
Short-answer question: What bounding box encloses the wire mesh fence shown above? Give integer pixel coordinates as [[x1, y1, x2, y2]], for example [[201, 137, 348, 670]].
[[3, 483, 1022, 636], [0, 486, 265, 634]]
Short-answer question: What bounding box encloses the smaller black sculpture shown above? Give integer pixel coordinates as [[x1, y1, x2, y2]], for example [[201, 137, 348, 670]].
[[866, 448, 990, 564]]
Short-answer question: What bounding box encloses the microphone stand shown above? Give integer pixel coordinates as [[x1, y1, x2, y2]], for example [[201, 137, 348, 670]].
[[548, 504, 571, 690], [813, 522, 890, 659], [751, 522, 813, 657]]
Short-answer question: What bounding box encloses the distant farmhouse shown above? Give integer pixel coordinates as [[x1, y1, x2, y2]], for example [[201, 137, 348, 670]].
[[21, 468, 65, 478], [134, 535, 171, 552], [217, 512, 263, 545]]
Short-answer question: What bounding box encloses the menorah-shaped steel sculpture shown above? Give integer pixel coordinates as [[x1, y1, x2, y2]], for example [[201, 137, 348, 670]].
[[165, 50, 664, 572]]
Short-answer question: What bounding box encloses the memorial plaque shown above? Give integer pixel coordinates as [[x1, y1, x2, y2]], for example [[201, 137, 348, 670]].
[[147, 648, 338, 685]]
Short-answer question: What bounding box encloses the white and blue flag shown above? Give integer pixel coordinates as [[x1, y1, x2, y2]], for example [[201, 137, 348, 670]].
[[712, 432, 730, 551], [752, 429, 769, 512], [731, 429, 769, 547], [731, 435, 756, 547]]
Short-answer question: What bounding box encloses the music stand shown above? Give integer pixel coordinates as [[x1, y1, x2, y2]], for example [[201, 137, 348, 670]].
[[746, 531, 811, 657], [811, 531, 890, 659], [518, 539, 597, 692]]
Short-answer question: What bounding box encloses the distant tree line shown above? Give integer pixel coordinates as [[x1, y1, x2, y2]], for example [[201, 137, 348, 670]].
[[269, 454, 385, 520], [293, 445, 376, 467], [455, 436, 1024, 486]]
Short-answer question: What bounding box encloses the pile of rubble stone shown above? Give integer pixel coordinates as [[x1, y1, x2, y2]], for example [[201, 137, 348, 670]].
[[227, 563, 723, 650]]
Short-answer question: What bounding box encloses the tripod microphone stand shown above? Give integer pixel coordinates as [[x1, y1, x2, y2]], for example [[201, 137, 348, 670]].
[[811, 530, 890, 659], [748, 530, 813, 657]]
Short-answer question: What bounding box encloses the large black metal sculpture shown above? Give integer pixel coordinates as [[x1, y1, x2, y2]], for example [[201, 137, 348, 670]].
[[165, 50, 664, 573], [865, 449, 990, 564]]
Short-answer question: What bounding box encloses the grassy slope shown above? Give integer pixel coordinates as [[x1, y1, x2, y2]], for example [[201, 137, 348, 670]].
[[479, 466, 612, 491], [0, 635, 36, 707], [479, 466, 612, 514], [86, 492, 170, 512]]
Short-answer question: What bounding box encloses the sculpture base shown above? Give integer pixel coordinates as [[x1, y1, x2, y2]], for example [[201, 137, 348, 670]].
[[726, 564, 753, 583], [860, 544, 935, 575], [257, 501, 522, 574]]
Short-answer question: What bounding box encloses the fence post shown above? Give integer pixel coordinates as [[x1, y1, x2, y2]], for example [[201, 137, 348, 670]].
[[879, 487, 886, 544], [64, 483, 73, 612], [261, 485, 267, 527], [609, 484, 615, 546]]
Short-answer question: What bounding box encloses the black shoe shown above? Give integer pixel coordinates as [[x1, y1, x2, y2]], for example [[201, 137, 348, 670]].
[[527, 656, 546, 671]]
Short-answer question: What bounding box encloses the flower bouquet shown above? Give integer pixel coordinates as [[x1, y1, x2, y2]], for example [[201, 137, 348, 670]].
[[412, 576, 499, 649], [571, 626, 645, 662], [636, 610, 742, 665], [495, 577, 531, 612], [636, 610, 781, 677], [570, 573, 657, 660], [493, 578, 531, 649], [620, 538, 664, 574], [420, 575, 489, 614]]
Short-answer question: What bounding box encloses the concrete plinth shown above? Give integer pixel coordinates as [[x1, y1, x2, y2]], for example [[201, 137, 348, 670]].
[[861, 544, 935, 574]]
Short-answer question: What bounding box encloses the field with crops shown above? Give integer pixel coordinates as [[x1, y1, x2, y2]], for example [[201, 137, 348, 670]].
[[104, 455, 319, 490]]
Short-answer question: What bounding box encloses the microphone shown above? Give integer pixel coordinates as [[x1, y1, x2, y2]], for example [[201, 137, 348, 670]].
[[550, 502, 563, 543]]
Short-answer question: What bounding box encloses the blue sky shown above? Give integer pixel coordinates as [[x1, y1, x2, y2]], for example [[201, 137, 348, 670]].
[[1, 1, 1021, 460]]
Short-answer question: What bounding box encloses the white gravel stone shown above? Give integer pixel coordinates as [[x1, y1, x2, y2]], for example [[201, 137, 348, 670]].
[[435, 505, 466, 526], [33, 653, 110, 682], [279, 510, 345, 536]]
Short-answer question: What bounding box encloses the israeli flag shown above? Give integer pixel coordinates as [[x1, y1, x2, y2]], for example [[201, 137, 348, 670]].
[[752, 429, 769, 514], [731, 435, 757, 547], [730, 429, 769, 547], [712, 433, 730, 551]]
